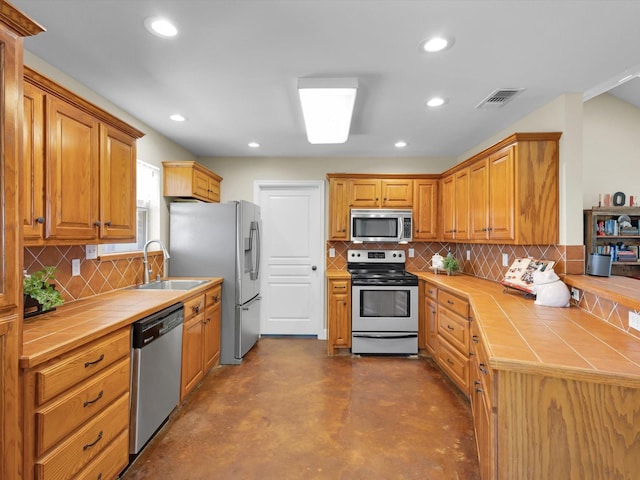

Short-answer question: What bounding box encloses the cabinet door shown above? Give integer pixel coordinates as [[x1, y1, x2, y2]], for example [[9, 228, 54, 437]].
[[441, 174, 456, 241], [425, 297, 438, 356], [328, 178, 350, 240], [99, 124, 137, 240], [327, 279, 351, 354], [489, 147, 515, 241], [469, 159, 489, 241], [454, 168, 470, 240], [413, 180, 438, 240], [203, 302, 221, 372], [23, 82, 46, 242], [192, 169, 211, 200], [381, 179, 413, 207], [208, 178, 220, 202], [350, 179, 381, 207], [180, 314, 204, 400], [46, 96, 100, 241]]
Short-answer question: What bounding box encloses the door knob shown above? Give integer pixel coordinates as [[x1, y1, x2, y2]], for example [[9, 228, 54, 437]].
[[312, 265, 317, 271]]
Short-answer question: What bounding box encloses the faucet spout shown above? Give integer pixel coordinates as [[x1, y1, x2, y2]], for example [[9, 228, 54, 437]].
[[143, 239, 170, 284]]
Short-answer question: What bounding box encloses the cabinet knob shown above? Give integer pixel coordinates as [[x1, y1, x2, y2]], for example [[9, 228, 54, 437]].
[[36, 216, 45, 224], [104, 221, 111, 227], [312, 265, 317, 271], [93, 221, 101, 227]]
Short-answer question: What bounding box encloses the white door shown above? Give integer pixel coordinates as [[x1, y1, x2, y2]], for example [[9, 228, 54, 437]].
[[255, 181, 325, 337]]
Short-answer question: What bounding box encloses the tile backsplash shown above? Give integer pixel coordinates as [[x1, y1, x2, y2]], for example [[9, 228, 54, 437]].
[[327, 241, 584, 282], [24, 246, 164, 304]]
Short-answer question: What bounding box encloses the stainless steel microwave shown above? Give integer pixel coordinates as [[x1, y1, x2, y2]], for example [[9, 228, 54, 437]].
[[350, 209, 412, 243]]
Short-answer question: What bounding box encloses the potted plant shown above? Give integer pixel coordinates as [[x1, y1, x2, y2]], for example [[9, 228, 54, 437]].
[[23, 266, 64, 317], [442, 255, 459, 276]]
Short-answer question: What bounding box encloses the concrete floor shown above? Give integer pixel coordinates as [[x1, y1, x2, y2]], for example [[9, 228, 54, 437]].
[[122, 338, 480, 480]]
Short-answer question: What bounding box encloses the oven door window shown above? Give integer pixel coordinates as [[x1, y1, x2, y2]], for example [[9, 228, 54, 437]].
[[352, 217, 398, 239], [359, 289, 410, 317]]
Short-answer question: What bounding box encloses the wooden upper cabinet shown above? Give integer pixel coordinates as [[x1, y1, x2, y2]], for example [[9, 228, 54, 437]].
[[23, 68, 144, 246], [488, 147, 515, 241], [350, 179, 413, 208], [440, 132, 560, 245], [469, 159, 490, 240], [441, 174, 456, 241], [99, 124, 137, 240], [46, 96, 101, 241], [328, 178, 350, 240], [413, 179, 438, 240], [23, 82, 46, 242], [454, 168, 470, 240], [163, 161, 222, 203]]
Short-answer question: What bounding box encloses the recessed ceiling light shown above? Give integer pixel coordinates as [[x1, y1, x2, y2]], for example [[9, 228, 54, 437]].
[[395, 141, 408, 148], [145, 17, 178, 38], [420, 36, 454, 53], [170, 114, 187, 122], [426, 97, 447, 107], [248, 142, 260, 148]]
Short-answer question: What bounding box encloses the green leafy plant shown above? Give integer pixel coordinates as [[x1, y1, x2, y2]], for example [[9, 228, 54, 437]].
[[23, 266, 64, 311], [442, 255, 459, 275]]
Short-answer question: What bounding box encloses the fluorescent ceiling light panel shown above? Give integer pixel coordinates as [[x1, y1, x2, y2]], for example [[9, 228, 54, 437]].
[[298, 78, 357, 144]]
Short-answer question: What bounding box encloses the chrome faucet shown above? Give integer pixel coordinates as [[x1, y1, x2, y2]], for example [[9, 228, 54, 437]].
[[143, 239, 170, 284]]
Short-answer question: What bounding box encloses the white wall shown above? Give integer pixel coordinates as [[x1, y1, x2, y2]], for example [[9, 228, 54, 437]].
[[200, 156, 455, 203], [583, 93, 640, 209]]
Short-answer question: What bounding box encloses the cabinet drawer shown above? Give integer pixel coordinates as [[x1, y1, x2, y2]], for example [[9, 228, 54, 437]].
[[35, 393, 129, 480], [184, 294, 205, 322], [438, 290, 469, 319], [330, 279, 350, 294], [36, 357, 130, 456], [75, 429, 128, 480], [205, 285, 221, 308], [438, 339, 469, 394], [438, 307, 470, 355], [424, 282, 438, 300], [35, 328, 130, 405]]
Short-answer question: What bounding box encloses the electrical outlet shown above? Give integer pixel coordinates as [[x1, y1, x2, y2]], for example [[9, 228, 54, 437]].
[[629, 312, 640, 332], [502, 253, 509, 267], [72, 259, 81, 276], [466, 250, 471, 261], [329, 248, 335, 258], [86, 244, 98, 260], [408, 248, 415, 258], [570, 287, 580, 302]]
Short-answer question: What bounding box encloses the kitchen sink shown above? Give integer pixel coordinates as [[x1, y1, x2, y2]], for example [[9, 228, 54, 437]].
[[134, 279, 209, 291]]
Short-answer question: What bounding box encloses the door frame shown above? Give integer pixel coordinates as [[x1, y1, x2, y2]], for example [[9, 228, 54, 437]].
[[254, 180, 326, 339]]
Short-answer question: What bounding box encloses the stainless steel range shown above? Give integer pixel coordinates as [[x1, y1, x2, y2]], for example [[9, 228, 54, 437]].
[[348, 249, 419, 355]]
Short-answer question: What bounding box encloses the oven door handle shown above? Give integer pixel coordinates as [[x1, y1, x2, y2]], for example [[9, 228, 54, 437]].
[[352, 333, 418, 339]]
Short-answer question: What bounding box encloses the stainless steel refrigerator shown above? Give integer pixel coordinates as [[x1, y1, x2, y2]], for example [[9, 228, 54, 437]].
[[169, 201, 261, 365]]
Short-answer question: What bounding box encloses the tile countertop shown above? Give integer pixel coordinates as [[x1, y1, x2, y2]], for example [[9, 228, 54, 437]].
[[415, 272, 640, 388], [21, 277, 223, 369]]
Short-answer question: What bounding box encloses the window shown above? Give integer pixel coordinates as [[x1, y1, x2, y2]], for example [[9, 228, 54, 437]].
[[99, 160, 160, 254]]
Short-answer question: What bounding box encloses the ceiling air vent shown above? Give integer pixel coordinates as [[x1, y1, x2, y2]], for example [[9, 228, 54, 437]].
[[476, 88, 525, 109]]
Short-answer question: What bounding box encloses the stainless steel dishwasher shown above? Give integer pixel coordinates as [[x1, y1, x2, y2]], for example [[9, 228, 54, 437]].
[[129, 302, 184, 455]]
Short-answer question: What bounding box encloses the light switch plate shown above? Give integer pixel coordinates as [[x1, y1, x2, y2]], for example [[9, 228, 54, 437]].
[[72, 259, 81, 276], [502, 253, 509, 267], [329, 248, 335, 258], [86, 244, 98, 260], [466, 250, 471, 261], [408, 248, 415, 258], [571, 287, 580, 302], [629, 312, 640, 332]]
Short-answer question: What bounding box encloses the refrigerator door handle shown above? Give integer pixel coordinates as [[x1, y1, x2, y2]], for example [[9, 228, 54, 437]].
[[249, 221, 260, 280]]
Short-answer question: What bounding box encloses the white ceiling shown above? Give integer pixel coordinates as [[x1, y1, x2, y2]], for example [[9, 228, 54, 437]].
[[12, 0, 640, 158]]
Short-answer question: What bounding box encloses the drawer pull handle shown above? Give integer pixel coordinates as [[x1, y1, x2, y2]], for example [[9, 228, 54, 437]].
[[84, 390, 104, 407], [192, 304, 201, 314], [84, 354, 104, 368], [446, 358, 454, 366], [475, 386, 483, 394], [447, 300, 454, 305], [213, 295, 219, 303], [83, 431, 103, 450], [472, 335, 479, 344], [98, 474, 103, 480], [446, 325, 454, 331], [335, 286, 346, 289], [479, 363, 488, 375]]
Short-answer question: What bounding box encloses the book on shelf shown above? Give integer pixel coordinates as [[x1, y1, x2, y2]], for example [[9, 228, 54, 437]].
[[501, 258, 555, 294]]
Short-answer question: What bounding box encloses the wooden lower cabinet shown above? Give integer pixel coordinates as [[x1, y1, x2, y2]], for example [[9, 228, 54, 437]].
[[327, 277, 351, 355], [21, 328, 131, 480], [181, 285, 222, 400], [434, 289, 470, 395], [419, 280, 438, 355]]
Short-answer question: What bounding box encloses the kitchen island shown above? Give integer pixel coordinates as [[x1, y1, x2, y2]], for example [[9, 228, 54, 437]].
[[415, 271, 640, 480]]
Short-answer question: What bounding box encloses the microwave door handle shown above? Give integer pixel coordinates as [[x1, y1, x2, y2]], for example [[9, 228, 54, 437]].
[[398, 217, 404, 240]]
